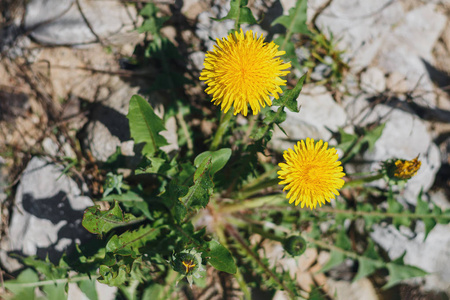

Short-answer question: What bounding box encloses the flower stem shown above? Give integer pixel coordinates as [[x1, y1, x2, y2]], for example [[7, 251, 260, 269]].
[[221, 194, 285, 213], [343, 173, 384, 188], [210, 109, 233, 151], [224, 223, 299, 299], [316, 207, 450, 220]]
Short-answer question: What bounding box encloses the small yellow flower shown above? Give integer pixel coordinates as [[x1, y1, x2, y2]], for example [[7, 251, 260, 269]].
[[278, 138, 346, 209], [199, 29, 291, 116], [394, 156, 421, 179]]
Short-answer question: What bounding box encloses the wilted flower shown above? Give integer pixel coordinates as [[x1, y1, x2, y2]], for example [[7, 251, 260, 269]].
[[382, 155, 421, 182], [394, 156, 421, 179], [278, 138, 346, 209], [200, 29, 291, 116]]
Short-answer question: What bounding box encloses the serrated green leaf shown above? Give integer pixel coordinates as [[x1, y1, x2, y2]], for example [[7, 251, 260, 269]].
[[416, 189, 436, 240], [335, 127, 358, 154], [362, 123, 385, 152], [139, 3, 158, 17], [308, 286, 327, 300], [102, 190, 144, 202], [336, 229, 352, 251], [98, 265, 128, 286], [271, 0, 309, 34], [250, 124, 270, 141], [142, 283, 164, 299], [207, 240, 237, 274], [353, 257, 383, 282], [78, 279, 98, 300], [272, 73, 306, 113], [321, 250, 346, 273], [383, 263, 428, 289], [387, 191, 411, 228], [161, 180, 188, 223], [106, 225, 162, 258], [194, 148, 232, 176], [18, 256, 67, 281], [264, 107, 287, 124], [180, 157, 214, 209], [127, 95, 168, 157], [43, 282, 67, 300], [212, 0, 257, 25], [82, 201, 139, 237], [4, 268, 38, 299]]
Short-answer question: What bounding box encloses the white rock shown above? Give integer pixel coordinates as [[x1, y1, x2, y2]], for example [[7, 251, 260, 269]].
[[375, 4, 446, 107], [67, 281, 117, 300], [360, 67, 386, 94], [315, 0, 405, 72], [390, 4, 447, 61], [188, 51, 206, 71], [271, 85, 347, 151], [0, 157, 94, 272], [386, 72, 409, 94], [371, 224, 450, 292], [25, 0, 138, 46], [327, 278, 377, 300]]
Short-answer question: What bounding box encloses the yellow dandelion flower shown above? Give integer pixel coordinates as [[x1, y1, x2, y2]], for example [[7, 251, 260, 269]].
[[394, 156, 421, 179], [199, 29, 291, 116], [278, 138, 346, 209]]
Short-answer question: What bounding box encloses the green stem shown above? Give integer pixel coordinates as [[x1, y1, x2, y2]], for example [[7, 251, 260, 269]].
[[210, 110, 233, 151], [221, 194, 285, 213], [234, 0, 242, 31], [317, 207, 450, 220], [4, 275, 97, 288], [343, 173, 383, 188], [237, 178, 280, 200], [239, 166, 279, 194], [280, 0, 303, 51], [224, 224, 299, 299]]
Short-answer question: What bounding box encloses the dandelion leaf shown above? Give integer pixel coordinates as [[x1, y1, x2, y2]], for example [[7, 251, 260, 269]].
[[127, 95, 168, 157], [78, 279, 98, 300], [82, 201, 139, 237], [207, 240, 237, 274], [271, 0, 309, 34], [353, 257, 382, 282], [98, 264, 128, 286], [273, 73, 306, 113], [387, 190, 411, 228], [383, 262, 428, 289], [181, 156, 214, 209], [212, 0, 257, 25], [415, 189, 436, 240], [194, 148, 232, 176], [321, 250, 345, 273], [4, 268, 39, 300], [105, 225, 162, 257]]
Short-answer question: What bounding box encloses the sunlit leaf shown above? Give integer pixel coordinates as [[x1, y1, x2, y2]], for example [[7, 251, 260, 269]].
[[207, 240, 237, 274], [127, 95, 168, 157]]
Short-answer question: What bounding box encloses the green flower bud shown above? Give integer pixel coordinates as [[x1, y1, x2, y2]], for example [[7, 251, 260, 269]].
[[170, 249, 205, 287], [283, 235, 307, 256]]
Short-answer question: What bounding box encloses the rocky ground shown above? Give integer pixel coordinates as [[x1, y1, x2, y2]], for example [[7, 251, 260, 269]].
[[0, 0, 449, 299]]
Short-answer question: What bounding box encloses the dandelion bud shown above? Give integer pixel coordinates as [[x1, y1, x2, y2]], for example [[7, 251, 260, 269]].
[[170, 249, 205, 287], [283, 235, 307, 256]]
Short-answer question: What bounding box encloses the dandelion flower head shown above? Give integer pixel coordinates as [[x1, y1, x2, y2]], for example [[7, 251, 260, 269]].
[[394, 156, 421, 179], [200, 29, 291, 116], [278, 138, 346, 209]]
